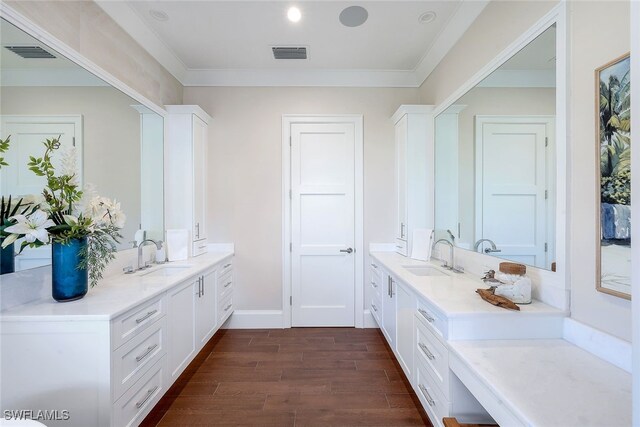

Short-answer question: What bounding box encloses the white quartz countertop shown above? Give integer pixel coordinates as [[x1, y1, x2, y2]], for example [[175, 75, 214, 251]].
[[0, 251, 233, 322], [370, 252, 565, 318], [449, 339, 632, 427]]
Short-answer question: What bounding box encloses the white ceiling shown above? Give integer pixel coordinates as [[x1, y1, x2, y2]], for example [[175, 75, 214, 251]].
[[97, 0, 490, 87]]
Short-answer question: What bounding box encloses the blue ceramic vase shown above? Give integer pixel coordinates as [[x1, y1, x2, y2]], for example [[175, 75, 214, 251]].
[[52, 237, 88, 302], [0, 241, 15, 275]]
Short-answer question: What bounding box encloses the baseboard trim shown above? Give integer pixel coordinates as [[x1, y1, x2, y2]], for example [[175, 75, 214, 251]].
[[223, 310, 284, 329], [563, 318, 631, 372], [363, 309, 379, 328]]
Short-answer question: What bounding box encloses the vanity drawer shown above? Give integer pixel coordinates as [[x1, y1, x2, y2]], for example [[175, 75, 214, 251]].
[[112, 295, 165, 349], [217, 270, 233, 300], [113, 316, 166, 401], [416, 299, 447, 340], [395, 238, 408, 256], [416, 317, 449, 396], [416, 359, 450, 427], [370, 297, 382, 326], [370, 268, 382, 300], [114, 357, 165, 427], [193, 240, 208, 257], [218, 294, 234, 324], [219, 259, 233, 277]]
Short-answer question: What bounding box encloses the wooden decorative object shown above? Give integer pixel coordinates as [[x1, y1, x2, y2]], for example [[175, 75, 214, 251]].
[[443, 417, 498, 427], [476, 288, 520, 311], [499, 262, 526, 275]]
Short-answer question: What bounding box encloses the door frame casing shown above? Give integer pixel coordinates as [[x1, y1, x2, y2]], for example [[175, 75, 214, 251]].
[[282, 115, 364, 328]]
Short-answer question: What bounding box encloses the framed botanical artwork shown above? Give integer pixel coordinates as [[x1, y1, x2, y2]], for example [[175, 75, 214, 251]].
[[596, 52, 631, 299]]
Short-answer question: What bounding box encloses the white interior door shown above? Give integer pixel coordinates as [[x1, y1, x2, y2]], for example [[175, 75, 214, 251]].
[[291, 122, 356, 327], [476, 117, 551, 268], [0, 115, 82, 197], [0, 116, 82, 270]]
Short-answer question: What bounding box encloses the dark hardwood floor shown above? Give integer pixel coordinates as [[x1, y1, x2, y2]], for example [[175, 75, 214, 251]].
[[142, 328, 432, 426]]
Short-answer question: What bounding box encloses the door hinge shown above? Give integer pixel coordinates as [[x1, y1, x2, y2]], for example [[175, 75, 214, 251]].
[[545, 190, 548, 200], [289, 136, 292, 146], [545, 137, 548, 147], [72, 137, 76, 147], [290, 296, 292, 305], [544, 243, 548, 252], [289, 189, 292, 199], [290, 242, 292, 252]]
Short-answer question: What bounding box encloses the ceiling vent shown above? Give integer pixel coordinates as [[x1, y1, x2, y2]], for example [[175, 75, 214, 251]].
[[272, 47, 307, 60], [5, 45, 56, 59]]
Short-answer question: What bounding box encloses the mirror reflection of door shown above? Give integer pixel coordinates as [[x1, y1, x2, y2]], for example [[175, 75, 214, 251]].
[[475, 116, 555, 269]]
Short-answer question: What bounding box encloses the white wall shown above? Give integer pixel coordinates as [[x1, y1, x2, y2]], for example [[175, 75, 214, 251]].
[[183, 87, 420, 310], [422, 0, 631, 340], [1, 86, 142, 247]]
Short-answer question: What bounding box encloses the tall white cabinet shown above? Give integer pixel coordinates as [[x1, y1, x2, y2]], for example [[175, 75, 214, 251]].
[[165, 105, 212, 257], [392, 105, 434, 256]]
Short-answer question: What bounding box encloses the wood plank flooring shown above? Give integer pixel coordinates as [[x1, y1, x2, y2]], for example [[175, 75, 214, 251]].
[[142, 328, 432, 426]]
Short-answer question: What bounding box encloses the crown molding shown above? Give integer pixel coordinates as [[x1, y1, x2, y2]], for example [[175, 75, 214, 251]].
[[413, 0, 489, 86], [96, 0, 487, 88], [1, 68, 109, 87], [95, 1, 188, 82], [182, 68, 419, 87], [476, 69, 556, 88]]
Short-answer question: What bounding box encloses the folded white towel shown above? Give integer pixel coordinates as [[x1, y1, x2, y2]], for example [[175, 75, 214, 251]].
[[166, 229, 189, 261], [410, 229, 434, 261]]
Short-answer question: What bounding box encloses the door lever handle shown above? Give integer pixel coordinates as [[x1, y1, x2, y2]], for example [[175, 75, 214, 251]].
[[484, 248, 502, 253], [340, 248, 354, 254]]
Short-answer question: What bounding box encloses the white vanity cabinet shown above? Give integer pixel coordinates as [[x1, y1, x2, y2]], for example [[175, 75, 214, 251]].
[[392, 105, 434, 256], [381, 273, 397, 348], [167, 278, 197, 380], [0, 253, 234, 427], [165, 105, 212, 257]]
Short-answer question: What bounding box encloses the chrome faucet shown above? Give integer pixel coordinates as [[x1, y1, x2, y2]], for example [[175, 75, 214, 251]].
[[474, 238, 501, 254], [138, 239, 163, 270], [433, 239, 463, 273]]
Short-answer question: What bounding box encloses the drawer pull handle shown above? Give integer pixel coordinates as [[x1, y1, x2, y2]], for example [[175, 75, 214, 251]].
[[418, 384, 435, 406], [418, 309, 435, 323], [224, 304, 232, 312], [135, 309, 158, 324], [223, 263, 232, 269], [418, 342, 435, 360], [136, 344, 159, 362], [136, 386, 159, 409], [371, 263, 378, 269], [371, 304, 378, 312], [224, 281, 232, 288]]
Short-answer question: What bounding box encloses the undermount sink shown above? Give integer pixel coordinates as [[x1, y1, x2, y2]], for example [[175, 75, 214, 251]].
[[141, 265, 191, 278], [402, 265, 448, 277]]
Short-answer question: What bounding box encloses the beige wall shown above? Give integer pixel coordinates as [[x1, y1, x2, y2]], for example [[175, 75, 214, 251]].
[[184, 87, 421, 310], [423, 1, 631, 340], [1, 86, 142, 247], [569, 0, 631, 340], [5, 1, 182, 107]]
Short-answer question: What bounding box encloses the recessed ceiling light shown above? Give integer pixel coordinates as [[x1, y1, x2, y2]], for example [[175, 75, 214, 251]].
[[149, 9, 169, 22], [287, 6, 302, 23], [339, 6, 368, 28], [419, 11, 437, 24]]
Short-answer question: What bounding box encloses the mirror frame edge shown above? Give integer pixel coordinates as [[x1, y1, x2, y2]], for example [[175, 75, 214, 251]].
[[431, 3, 569, 292]]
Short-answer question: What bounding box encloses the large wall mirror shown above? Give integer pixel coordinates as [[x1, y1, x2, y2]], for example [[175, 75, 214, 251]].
[[434, 24, 557, 271], [0, 18, 164, 274]]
